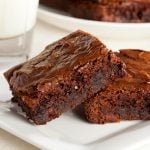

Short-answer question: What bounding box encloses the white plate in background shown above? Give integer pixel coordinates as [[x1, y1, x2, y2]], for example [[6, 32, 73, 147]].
[[38, 6, 150, 51]]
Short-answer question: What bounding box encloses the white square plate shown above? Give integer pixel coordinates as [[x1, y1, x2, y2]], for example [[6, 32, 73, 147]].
[[0, 74, 150, 150], [0, 11, 150, 149]]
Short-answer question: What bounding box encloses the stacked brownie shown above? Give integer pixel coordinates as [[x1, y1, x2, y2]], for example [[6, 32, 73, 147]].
[[4, 30, 126, 125], [84, 49, 150, 123], [40, 0, 150, 22], [4, 30, 150, 125]]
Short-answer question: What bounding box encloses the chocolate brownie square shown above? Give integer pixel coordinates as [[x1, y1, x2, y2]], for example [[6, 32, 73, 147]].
[[4, 30, 126, 125], [84, 49, 150, 124]]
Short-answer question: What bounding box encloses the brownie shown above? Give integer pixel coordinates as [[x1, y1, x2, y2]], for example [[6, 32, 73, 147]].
[[84, 49, 150, 124], [68, 0, 150, 23], [4, 30, 126, 125], [40, 0, 69, 11]]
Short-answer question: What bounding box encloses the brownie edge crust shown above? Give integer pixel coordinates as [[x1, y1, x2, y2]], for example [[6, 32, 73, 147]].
[[4, 30, 126, 125]]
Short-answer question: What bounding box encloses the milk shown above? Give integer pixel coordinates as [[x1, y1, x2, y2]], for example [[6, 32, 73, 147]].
[[0, 0, 39, 70], [0, 0, 39, 39]]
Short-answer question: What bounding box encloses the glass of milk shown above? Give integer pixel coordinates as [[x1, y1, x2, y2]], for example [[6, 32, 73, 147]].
[[0, 0, 39, 70]]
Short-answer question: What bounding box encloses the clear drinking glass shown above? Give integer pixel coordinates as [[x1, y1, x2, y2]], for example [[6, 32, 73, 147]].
[[0, 0, 39, 70]]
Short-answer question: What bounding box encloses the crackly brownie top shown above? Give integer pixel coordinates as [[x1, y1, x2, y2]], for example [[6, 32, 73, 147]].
[[115, 49, 150, 86], [4, 30, 110, 91]]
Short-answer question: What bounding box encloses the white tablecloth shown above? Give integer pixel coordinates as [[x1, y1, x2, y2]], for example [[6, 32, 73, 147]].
[[0, 20, 68, 150]]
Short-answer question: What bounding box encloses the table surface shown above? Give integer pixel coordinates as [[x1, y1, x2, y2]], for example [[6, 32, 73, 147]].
[[0, 20, 69, 150]]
